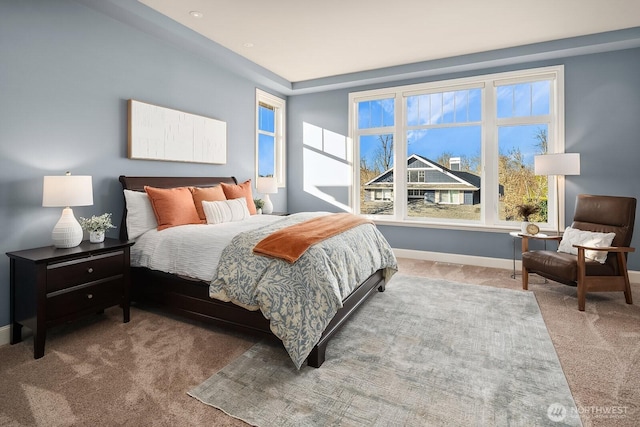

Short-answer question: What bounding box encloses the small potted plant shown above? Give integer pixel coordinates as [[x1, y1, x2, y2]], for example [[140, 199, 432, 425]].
[[253, 198, 264, 214], [79, 213, 116, 243], [516, 203, 540, 233]]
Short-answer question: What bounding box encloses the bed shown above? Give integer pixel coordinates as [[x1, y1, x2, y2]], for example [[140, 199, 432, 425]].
[[118, 175, 397, 368]]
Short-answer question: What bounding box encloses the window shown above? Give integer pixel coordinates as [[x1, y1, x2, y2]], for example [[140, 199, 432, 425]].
[[349, 66, 564, 231], [495, 79, 551, 224], [256, 89, 286, 187], [405, 87, 482, 221], [356, 97, 395, 215]]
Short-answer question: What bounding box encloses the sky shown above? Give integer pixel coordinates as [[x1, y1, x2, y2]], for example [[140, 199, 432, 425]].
[[258, 105, 275, 177], [358, 81, 551, 172]]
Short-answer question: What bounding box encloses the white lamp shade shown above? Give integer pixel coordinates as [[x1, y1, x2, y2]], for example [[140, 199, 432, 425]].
[[43, 175, 93, 207], [257, 177, 278, 194], [534, 153, 580, 176]]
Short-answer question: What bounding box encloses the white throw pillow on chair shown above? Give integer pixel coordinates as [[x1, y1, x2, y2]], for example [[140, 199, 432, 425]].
[[557, 226, 616, 264]]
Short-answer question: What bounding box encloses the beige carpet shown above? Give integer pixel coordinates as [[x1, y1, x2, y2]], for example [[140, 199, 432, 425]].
[[0, 258, 638, 426]]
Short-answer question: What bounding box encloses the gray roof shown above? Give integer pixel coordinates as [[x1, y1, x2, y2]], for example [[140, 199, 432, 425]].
[[365, 154, 480, 188]]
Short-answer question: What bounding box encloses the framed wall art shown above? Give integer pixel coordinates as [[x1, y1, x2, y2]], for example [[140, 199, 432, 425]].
[[128, 99, 227, 164]]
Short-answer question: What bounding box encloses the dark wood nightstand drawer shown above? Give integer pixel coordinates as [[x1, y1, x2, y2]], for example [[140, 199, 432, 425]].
[[47, 278, 123, 320], [47, 250, 125, 293], [8, 238, 134, 359]]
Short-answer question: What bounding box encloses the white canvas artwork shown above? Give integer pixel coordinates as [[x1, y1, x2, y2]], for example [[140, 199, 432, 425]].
[[128, 99, 227, 164]]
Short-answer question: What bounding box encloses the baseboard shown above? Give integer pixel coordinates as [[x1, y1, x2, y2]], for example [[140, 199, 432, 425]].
[[0, 324, 10, 347], [393, 248, 640, 284], [393, 248, 515, 270]]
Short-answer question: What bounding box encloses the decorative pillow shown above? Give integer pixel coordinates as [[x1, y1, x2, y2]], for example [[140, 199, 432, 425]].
[[220, 179, 257, 215], [557, 226, 616, 264], [190, 185, 227, 220], [202, 198, 251, 224], [144, 186, 202, 231], [123, 189, 158, 239]]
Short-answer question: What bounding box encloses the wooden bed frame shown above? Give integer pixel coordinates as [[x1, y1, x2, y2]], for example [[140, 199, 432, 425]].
[[118, 175, 386, 367]]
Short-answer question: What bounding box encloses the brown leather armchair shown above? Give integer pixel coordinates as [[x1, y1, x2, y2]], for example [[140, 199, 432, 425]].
[[521, 194, 636, 311]]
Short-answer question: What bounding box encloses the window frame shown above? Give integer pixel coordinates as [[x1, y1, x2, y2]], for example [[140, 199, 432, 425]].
[[255, 88, 286, 187], [349, 65, 565, 232]]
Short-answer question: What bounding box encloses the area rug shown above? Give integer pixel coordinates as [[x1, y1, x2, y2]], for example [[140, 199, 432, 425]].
[[188, 274, 582, 426]]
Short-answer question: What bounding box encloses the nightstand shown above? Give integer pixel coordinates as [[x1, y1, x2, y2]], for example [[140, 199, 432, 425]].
[[7, 238, 134, 359]]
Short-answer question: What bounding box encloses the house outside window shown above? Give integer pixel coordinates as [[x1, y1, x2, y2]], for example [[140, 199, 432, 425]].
[[349, 65, 564, 231], [256, 88, 286, 187]]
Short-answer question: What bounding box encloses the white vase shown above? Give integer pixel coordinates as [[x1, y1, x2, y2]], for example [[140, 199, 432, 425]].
[[89, 230, 105, 243], [521, 221, 530, 234]]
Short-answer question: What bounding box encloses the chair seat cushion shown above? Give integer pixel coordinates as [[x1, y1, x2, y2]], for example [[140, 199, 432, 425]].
[[522, 250, 615, 284]]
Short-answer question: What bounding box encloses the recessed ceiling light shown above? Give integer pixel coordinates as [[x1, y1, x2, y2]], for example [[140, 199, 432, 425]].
[[189, 11, 203, 18], [243, 42, 254, 48]]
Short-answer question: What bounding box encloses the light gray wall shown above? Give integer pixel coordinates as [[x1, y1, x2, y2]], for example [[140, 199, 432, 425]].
[[2, 1, 639, 331], [0, 1, 286, 326], [287, 48, 640, 269]]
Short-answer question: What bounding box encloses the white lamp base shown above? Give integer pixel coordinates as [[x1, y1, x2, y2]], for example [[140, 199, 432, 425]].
[[262, 194, 273, 214], [51, 207, 83, 248]]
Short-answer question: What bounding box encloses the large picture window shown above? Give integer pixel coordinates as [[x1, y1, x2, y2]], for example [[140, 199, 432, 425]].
[[256, 89, 286, 187], [349, 66, 564, 231]]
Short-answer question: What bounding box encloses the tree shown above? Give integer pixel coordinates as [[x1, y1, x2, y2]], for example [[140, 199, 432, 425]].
[[533, 127, 549, 221], [373, 135, 393, 173], [534, 127, 548, 154], [498, 127, 549, 222], [436, 152, 478, 173], [436, 152, 453, 169], [360, 138, 390, 214]]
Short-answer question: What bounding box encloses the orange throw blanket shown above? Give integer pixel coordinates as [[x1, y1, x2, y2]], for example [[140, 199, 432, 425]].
[[253, 213, 374, 263]]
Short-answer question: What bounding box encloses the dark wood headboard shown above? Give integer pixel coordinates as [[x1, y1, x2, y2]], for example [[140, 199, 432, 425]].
[[118, 175, 238, 241]]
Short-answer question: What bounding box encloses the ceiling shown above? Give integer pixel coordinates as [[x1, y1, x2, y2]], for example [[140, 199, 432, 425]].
[[137, 0, 640, 83]]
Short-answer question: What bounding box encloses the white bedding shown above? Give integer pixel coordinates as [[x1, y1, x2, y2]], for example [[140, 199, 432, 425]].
[[130, 211, 399, 368], [130, 214, 287, 282]]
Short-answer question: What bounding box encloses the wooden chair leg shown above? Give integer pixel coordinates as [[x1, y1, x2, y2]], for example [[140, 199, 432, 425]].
[[618, 253, 633, 305], [624, 280, 633, 305], [577, 283, 586, 311], [522, 265, 529, 290], [577, 248, 587, 311]]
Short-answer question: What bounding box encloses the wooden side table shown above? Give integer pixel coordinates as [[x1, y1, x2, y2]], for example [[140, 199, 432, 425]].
[[7, 238, 134, 359]]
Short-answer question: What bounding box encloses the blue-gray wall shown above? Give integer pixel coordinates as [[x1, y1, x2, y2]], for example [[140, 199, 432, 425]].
[[1, 1, 639, 330], [0, 0, 286, 327], [287, 48, 640, 269]]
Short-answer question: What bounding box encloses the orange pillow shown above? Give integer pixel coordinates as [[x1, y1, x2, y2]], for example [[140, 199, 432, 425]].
[[220, 180, 257, 215], [144, 186, 202, 230], [190, 186, 227, 220]]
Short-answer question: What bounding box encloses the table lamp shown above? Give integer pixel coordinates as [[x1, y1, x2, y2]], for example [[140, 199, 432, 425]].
[[257, 177, 277, 214], [534, 153, 580, 234], [43, 172, 94, 248]]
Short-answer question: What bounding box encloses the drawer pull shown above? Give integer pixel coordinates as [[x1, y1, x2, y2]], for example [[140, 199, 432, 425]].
[[87, 267, 94, 273], [87, 294, 93, 299]]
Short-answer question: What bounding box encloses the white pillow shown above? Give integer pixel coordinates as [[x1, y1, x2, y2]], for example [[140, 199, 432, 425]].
[[123, 189, 158, 239], [557, 226, 616, 264], [202, 198, 250, 224]]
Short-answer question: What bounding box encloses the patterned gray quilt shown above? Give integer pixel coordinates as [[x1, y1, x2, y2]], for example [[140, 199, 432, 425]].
[[210, 212, 398, 368]]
